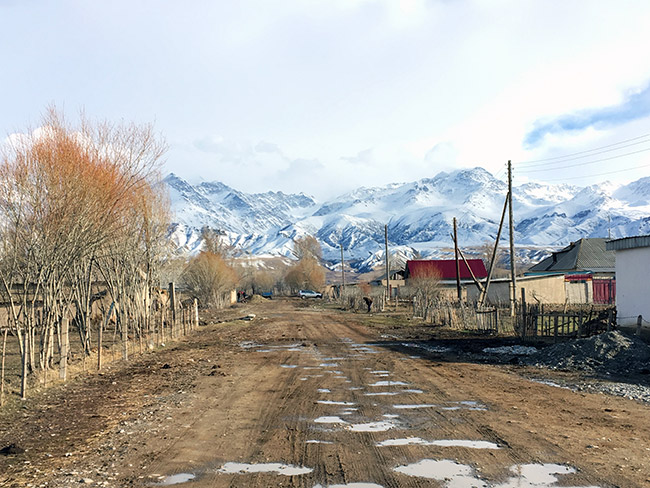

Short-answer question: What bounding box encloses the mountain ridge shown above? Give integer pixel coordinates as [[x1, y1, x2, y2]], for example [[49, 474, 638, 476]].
[[165, 168, 650, 270]]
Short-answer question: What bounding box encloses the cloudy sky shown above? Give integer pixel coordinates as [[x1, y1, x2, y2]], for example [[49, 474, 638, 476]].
[[2, 0, 650, 199]]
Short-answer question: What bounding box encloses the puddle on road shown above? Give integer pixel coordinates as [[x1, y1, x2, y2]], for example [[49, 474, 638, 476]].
[[394, 459, 482, 486], [382, 414, 399, 419], [314, 416, 348, 424], [154, 473, 196, 485], [313, 484, 385, 488], [369, 381, 408, 387], [364, 389, 423, 396], [392, 404, 437, 409], [320, 362, 339, 367], [439, 401, 487, 411], [346, 420, 397, 432], [494, 463, 601, 488], [318, 388, 331, 393], [349, 387, 364, 391], [306, 439, 334, 444], [401, 343, 451, 354], [370, 370, 391, 374], [317, 400, 356, 406], [394, 460, 600, 487], [339, 407, 358, 415], [280, 365, 298, 368], [218, 462, 313, 476], [377, 437, 500, 449]]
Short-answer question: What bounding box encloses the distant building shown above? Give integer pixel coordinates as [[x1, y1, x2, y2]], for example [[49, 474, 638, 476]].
[[527, 238, 615, 304], [606, 235, 650, 326]]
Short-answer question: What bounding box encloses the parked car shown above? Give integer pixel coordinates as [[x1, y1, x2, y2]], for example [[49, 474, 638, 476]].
[[298, 289, 322, 299]]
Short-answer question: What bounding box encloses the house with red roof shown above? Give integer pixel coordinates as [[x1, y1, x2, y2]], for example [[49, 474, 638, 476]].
[[404, 259, 487, 282]]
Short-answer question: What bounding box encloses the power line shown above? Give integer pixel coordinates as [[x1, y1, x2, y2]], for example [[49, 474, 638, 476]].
[[517, 146, 650, 174], [538, 161, 650, 181], [516, 137, 650, 168], [516, 131, 650, 165]]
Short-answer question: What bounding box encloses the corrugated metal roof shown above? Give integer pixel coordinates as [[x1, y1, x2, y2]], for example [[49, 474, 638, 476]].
[[528, 238, 614, 273], [406, 259, 487, 280], [576, 238, 614, 270], [606, 234, 650, 251]]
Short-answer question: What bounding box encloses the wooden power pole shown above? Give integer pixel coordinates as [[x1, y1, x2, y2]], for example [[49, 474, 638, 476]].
[[453, 217, 461, 301], [340, 243, 345, 290], [508, 160, 517, 316], [384, 224, 390, 305]]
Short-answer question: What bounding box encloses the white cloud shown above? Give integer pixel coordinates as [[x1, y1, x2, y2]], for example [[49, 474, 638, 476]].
[[2, 0, 650, 197]]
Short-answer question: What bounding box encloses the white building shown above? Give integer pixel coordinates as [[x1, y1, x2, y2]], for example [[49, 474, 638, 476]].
[[606, 235, 650, 326]]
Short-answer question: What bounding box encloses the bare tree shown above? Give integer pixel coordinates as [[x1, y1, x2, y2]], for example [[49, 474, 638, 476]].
[[181, 252, 237, 308], [284, 236, 325, 292], [405, 268, 442, 321]]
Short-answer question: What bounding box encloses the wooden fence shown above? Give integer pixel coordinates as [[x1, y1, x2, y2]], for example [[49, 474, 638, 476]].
[[0, 282, 202, 406], [408, 297, 616, 340], [412, 299, 500, 333], [518, 304, 616, 341]]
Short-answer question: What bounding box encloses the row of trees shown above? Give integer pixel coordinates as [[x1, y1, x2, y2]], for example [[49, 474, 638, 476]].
[[182, 233, 327, 302], [0, 108, 170, 397]]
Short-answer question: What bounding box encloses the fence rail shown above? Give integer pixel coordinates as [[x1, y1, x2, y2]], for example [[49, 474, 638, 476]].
[[405, 297, 616, 340]]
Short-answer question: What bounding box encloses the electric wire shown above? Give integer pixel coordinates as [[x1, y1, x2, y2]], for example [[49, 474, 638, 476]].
[[516, 131, 650, 165], [515, 137, 650, 168], [517, 146, 650, 174], [536, 161, 650, 181]]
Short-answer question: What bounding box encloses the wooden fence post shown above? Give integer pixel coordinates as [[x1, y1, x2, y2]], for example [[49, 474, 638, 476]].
[[578, 311, 584, 338], [637, 315, 643, 337], [169, 282, 176, 339], [193, 298, 199, 330], [59, 318, 69, 381], [1, 329, 7, 406], [122, 309, 128, 362], [98, 316, 103, 370], [21, 331, 28, 400], [520, 288, 527, 340]]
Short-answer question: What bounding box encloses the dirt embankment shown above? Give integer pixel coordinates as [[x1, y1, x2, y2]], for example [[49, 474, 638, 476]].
[[1, 299, 649, 487]]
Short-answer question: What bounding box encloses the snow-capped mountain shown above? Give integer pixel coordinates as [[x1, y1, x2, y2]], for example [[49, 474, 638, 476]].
[[165, 169, 650, 270]]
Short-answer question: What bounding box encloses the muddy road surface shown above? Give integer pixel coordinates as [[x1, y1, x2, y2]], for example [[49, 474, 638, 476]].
[[1, 299, 649, 487]]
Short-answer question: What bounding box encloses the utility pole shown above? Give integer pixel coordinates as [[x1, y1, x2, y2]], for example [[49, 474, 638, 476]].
[[384, 224, 390, 306], [508, 160, 517, 316], [478, 191, 509, 306], [608, 214, 611, 239], [340, 243, 345, 290], [453, 217, 461, 301]]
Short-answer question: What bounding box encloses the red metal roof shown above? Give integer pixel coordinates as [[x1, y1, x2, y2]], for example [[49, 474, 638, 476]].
[[406, 259, 488, 280]]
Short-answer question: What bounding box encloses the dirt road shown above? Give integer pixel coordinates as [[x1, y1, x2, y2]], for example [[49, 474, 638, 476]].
[[1, 299, 649, 487]]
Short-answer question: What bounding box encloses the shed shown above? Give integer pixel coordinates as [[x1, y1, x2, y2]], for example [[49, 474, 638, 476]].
[[527, 238, 616, 304], [606, 235, 650, 326]]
